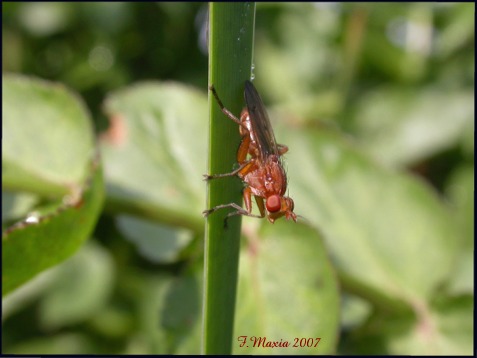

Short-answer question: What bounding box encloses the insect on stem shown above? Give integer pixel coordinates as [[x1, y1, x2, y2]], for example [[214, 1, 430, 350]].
[[204, 80, 298, 226]]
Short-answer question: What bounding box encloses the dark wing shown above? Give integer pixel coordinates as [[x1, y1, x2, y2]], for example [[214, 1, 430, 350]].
[[244, 80, 279, 160]]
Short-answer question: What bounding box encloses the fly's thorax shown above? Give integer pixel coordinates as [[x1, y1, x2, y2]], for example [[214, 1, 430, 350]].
[[243, 155, 287, 198], [264, 155, 287, 196]]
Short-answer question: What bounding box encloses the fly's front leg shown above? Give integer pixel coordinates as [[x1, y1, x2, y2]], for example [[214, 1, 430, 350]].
[[222, 187, 264, 227], [254, 195, 267, 218], [240, 187, 265, 221], [203, 187, 264, 228], [202, 202, 248, 219], [203, 160, 254, 181], [203, 132, 252, 181], [202, 201, 260, 229]]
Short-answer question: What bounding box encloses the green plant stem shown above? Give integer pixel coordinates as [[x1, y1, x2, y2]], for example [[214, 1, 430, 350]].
[[202, 2, 256, 355]]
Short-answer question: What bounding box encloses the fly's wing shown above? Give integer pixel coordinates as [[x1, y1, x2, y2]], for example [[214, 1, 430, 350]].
[[244, 80, 279, 160]]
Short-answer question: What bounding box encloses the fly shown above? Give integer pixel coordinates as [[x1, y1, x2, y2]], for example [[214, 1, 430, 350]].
[[203, 80, 297, 227]]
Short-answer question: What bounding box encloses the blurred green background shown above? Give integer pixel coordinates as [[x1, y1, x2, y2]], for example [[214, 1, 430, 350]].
[[2, 2, 474, 355]]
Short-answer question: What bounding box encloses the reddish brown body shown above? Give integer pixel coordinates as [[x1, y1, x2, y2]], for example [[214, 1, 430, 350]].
[[203, 80, 297, 225]]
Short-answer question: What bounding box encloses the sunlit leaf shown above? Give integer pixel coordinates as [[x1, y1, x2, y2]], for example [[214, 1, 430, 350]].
[[342, 295, 473, 355], [234, 221, 340, 355], [3, 74, 95, 195], [2, 74, 103, 296], [100, 82, 207, 232], [38, 242, 115, 329], [352, 88, 473, 168], [444, 165, 474, 295], [280, 125, 458, 304], [116, 215, 193, 264], [2, 161, 104, 295]]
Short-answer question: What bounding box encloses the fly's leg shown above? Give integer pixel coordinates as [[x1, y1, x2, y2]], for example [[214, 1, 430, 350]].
[[206, 85, 254, 179], [254, 195, 267, 218], [203, 187, 264, 228], [203, 134, 253, 181], [202, 202, 262, 228], [203, 160, 254, 181], [243, 187, 266, 219], [202, 202, 247, 218], [223, 187, 264, 228]]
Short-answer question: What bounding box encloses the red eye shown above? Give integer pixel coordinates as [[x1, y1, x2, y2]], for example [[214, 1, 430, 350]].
[[266, 195, 281, 213]]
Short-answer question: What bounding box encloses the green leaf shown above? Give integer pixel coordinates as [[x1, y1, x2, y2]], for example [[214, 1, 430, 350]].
[[343, 295, 473, 355], [135, 267, 203, 355], [2, 265, 59, 321], [436, 3, 475, 58], [444, 165, 474, 295], [3, 74, 95, 195], [116, 215, 194, 264], [272, 124, 469, 354], [2, 74, 104, 296], [233, 221, 340, 355], [161, 267, 202, 354], [2, 160, 104, 296], [38, 241, 115, 329], [135, 275, 173, 354], [100, 81, 207, 232], [144, 222, 339, 356], [351, 87, 474, 167], [2, 191, 39, 224], [280, 125, 458, 305], [4, 333, 94, 355]]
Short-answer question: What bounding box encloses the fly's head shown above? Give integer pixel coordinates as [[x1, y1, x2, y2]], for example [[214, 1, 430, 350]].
[[265, 195, 297, 223]]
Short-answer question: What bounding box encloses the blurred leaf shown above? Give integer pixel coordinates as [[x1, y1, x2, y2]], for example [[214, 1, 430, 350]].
[[351, 87, 473, 167], [17, 2, 73, 36], [2, 74, 104, 296], [2, 160, 104, 295], [3, 74, 95, 196], [100, 81, 207, 232], [436, 3, 475, 58], [444, 165, 474, 295], [2, 267, 59, 321], [154, 221, 339, 355], [254, 3, 342, 120], [430, 295, 473, 354], [446, 165, 474, 242], [78, 2, 132, 34], [343, 295, 473, 354], [277, 123, 471, 354], [340, 294, 372, 330], [89, 305, 135, 340], [135, 267, 202, 355], [2, 191, 39, 224], [135, 274, 174, 354], [116, 215, 193, 264], [38, 241, 115, 329], [233, 221, 340, 355], [161, 267, 202, 354], [4, 333, 94, 355], [280, 125, 458, 305]]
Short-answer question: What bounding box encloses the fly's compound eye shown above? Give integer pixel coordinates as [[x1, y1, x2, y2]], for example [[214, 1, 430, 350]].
[[266, 195, 281, 213]]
